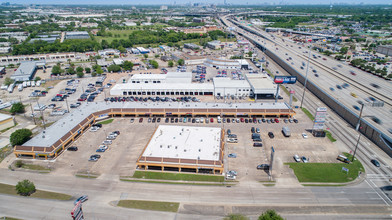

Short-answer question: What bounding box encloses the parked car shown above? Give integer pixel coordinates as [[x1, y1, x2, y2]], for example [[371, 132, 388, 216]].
[[293, 155, 301, 162], [301, 156, 308, 163], [228, 153, 237, 158], [253, 143, 263, 147], [139, 118, 143, 123], [227, 170, 237, 176], [257, 164, 270, 170], [268, 132, 274, 139], [302, 133, 308, 139], [68, 146, 78, 151]]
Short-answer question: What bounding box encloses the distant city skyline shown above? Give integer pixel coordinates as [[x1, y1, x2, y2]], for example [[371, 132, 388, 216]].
[[3, 0, 392, 5]]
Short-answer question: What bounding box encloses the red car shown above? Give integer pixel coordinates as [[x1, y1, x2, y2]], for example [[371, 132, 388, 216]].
[[240, 118, 245, 122], [78, 98, 86, 101], [275, 118, 279, 123], [350, 71, 357, 76], [210, 118, 214, 123], [139, 118, 143, 123]]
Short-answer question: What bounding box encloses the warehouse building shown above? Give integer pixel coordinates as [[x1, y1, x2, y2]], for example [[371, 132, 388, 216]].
[[184, 43, 200, 50], [245, 73, 278, 99], [65, 31, 90, 40], [213, 77, 251, 97], [377, 45, 392, 56], [204, 58, 250, 70], [137, 47, 149, 54], [137, 125, 224, 174], [98, 49, 121, 57], [11, 61, 37, 81]]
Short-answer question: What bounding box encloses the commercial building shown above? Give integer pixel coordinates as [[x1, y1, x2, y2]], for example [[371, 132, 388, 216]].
[[171, 53, 206, 65], [213, 77, 251, 97], [65, 31, 90, 40], [245, 73, 278, 99], [204, 58, 249, 70], [11, 61, 37, 81], [137, 47, 149, 54], [137, 125, 224, 174], [14, 102, 295, 159], [0, 113, 15, 131], [30, 37, 58, 44], [113, 58, 124, 65], [98, 49, 121, 57], [0, 47, 11, 54], [206, 40, 223, 50], [184, 43, 200, 50]]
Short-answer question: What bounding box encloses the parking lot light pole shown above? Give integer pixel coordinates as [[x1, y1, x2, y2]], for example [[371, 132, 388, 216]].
[[300, 41, 312, 108]]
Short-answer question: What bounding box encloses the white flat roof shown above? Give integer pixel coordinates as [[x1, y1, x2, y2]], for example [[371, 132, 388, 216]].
[[0, 113, 12, 122], [246, 73, 276, 90], [131, 74, 167, 80], [213, 77, 251, 88], [142, 125, 221, 161], [111, 82, 214, 91]]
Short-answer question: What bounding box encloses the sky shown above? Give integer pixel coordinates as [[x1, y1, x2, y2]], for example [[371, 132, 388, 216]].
[[4, 0, 392, 5]]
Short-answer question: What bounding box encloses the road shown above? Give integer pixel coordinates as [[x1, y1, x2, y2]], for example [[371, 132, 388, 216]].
[[221, 16, 392, 140], [0, 168, 391, 219]]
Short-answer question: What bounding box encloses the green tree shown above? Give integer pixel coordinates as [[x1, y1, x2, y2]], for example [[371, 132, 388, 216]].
[[340, 47, 348, 54], [51, 64, 63, 75], [387, 74, 392, 79], [122, 61, 134, 71], [16, 179, 36, 196], [258, 210, 283, 220], [10, 128, 33, 146], [143, 54, 149, 59], [76, 66, 84, 73], [108, 64, 121, 72], [67, 67, 76, 75], [4, 77, 14, 86], [96, 65, 104, 75], [168, 60, 174, 67], [85, 67, 91, 73], [177, 59, 184, 66], [77, 71, 84, 78], [10, 102, 25, 114], [149, 60, 159, 69]]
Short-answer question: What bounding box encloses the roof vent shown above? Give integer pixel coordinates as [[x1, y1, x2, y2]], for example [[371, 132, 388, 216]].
[[199, 149, 201, 152], [184, 149, 187, 152]]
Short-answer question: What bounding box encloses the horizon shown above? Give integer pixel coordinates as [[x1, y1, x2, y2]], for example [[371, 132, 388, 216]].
[[3, 1, 392, 6]]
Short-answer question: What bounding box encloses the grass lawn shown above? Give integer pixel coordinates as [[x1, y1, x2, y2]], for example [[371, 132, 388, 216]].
[[301, 107, 315, 121], [117, 200, 179, 212], [325, 130, 337, 142], [0, 217, 22, 220], [21, 164, 50, 172], [120, 178, 233, 186], [133, 171, 224, 182], [97, 119, 114, 125], [0, 183, 71, 200], [287, 153, 364, 183]]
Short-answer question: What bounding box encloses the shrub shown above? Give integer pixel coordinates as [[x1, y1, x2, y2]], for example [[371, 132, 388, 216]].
[[10, 102, 25, 114], [16, 179, 36, 196]]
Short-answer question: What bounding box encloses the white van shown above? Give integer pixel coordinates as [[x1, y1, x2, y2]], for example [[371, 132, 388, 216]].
[[102, 140, 112, 145]]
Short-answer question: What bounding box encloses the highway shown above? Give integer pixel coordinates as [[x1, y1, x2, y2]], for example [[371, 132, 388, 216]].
[[220, 15, 392, 144]]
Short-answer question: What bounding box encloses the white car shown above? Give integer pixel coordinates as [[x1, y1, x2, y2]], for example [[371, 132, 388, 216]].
[[302, 133, 308, 139], [90, 127, 99, 132], [99, 145, 108, 150], [293, 155, 301, 163]]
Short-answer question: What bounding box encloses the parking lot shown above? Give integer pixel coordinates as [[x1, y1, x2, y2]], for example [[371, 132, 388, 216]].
[[50, 109, 339, 183]]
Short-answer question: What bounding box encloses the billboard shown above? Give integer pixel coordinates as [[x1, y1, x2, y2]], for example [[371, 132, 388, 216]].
[[273, 76, 297, 84], [313, 107, 327, 130]]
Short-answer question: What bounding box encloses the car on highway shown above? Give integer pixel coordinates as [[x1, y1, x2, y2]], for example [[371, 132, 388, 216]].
[[301, 156, 308, 163], [371, 159, 380, 167], [368, 97, 376, 102], [336, 85, 342, 90], [293, 155, 301, 163], [337, 64, 342, 68], [312, 69, 317, 73], [371, 116, 382, 124], [350, 93, 358, 98], [314, 74, 319, 77], [257, 164, 270, 170], [353, 105, 361, 111], [74, 195, 88, 205], [370, 83, 380, 89], [342, 83, 349, 88], [329, 87, 335, 91], [302, 133, 308, 139], [228, 153, 237, 158]]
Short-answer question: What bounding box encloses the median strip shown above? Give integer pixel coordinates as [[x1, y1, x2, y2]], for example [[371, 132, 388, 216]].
[[117, 200, 179, 212]]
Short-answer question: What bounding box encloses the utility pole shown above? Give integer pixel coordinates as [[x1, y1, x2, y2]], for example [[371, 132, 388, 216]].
[[29, 100, 36, 125], [300, 41, 312, 108], [36, 98, 46, 130]]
